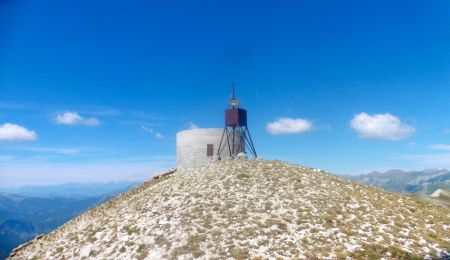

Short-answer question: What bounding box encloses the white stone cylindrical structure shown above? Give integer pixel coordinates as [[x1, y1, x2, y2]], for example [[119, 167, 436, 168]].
[[176, 128, 242, 169]]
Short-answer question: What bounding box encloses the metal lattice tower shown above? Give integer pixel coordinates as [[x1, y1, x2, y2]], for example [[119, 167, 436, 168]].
[[217, 83, 257, 158]]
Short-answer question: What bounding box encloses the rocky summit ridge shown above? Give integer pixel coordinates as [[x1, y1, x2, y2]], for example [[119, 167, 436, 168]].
[[10, 160, 450, 259]]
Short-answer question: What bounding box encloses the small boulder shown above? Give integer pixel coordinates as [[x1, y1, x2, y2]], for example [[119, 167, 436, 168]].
[[236, 152, 248, 160]]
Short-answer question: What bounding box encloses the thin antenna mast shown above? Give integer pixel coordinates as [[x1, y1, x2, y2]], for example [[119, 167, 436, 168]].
[[232, 82, 235, 99], [229, 82, 239, 108]]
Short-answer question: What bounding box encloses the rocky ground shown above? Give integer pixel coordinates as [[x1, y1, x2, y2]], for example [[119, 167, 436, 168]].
[[10, 159, 450, 259]]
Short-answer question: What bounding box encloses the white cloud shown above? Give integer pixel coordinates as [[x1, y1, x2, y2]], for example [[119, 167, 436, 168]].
[[20, 146, 80, 154], [55, 112, 100, 126], [429, 144, 450, 151], [188, 121, 198, 129], [266, 118, 313, 135], [140, 125, 164, 139], [140, 125, 154, 133], [0, 123, 37, 141], [350, 113, 415, 140]]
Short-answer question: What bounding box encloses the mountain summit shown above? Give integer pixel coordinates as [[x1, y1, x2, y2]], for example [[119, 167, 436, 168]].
[[10, 160, 450, 259]]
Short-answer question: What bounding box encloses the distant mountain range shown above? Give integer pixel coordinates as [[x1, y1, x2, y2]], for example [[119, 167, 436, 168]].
[[344, 168, 450, 194], [342, 169, 450, 208], [0, 181, 140, 259], [0, 181, 140, 199]]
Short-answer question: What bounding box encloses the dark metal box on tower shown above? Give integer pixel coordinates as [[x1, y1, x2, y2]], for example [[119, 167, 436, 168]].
[[225, 108, 247, 127]]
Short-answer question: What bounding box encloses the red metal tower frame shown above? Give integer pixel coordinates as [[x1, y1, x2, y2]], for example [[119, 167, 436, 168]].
[[217, 84, 257, 158]]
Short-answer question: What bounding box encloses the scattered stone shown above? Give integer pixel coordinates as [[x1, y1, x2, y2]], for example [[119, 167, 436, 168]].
[[236, 152, 248, 160], [10, 160, 450, 259]]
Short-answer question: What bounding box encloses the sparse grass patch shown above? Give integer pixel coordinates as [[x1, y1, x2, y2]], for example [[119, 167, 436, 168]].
[[89, 249, 98, 257], [258, 239, 269, 246], [264, 201, 272, 211], [237, 173, 250, 179], [310, 227, 319, 233], [170, 234, 206, 258], [230, 247, 249, 259], [301, 237, 308, 244], [87, 234, 97, 243], [348, 244, 424, 260], [428, 232, 437, 239], [212, 204, 220, 211], [136, 244, 149, 260], [324, 216, 334, 228], [123, 225, 140, 235], [155, 235, 171, 247], [210, 228, 222, 238]]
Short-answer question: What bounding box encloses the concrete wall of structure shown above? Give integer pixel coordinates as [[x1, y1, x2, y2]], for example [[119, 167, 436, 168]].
[[176, 128, 242, 169]]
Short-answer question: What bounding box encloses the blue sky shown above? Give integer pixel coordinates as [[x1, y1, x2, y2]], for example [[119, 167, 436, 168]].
[[1, 0, 450, 187]]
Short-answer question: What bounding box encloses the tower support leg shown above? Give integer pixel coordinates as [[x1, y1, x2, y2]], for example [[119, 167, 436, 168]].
[[217, 125, 257, 158]]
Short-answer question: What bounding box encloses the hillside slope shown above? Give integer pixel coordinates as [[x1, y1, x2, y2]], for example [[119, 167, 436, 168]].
[[10, 160, 450, 259]]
